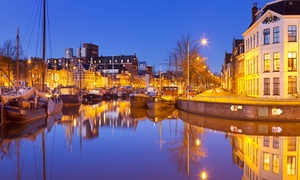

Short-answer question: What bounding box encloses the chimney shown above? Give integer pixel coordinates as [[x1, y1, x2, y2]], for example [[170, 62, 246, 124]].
[[252, 2, 258, 24]]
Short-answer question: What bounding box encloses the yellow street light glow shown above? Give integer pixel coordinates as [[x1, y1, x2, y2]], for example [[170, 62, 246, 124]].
[[201, 38, 208, 46], [195, 139, 201, 146], [201, 172, 207, 180]]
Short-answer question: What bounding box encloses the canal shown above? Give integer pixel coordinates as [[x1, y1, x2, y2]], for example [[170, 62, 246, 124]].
[[0, 100, 297, 180]]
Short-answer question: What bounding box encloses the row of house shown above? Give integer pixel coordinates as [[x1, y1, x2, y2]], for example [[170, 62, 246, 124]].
[[221, 0, 300, 98], [0, 42, 156, 89]]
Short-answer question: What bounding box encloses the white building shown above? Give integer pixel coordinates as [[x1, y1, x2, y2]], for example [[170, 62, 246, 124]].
[[243, 0, 300, 98]]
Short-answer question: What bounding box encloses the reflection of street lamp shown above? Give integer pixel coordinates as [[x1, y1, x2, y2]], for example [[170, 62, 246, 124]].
[[201, 171, 207, 180], [187, 37, 208, 98]]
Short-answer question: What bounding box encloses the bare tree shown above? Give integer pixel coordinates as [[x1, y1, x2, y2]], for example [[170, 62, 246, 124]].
[[0, 39, 26, 60], [168, 33, 208, 87], [0, 40, 16, 59]]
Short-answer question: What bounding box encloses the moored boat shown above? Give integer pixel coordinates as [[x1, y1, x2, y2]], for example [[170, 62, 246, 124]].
[[1, 87, 63, 122], [59, 86, 82, 107], [83, 89, 103, 104], [146, 96, 176, 110], [129, 93, 150, 108]]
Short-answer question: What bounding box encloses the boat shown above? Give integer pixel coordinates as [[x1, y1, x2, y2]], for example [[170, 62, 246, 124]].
[[129, 92, 150, 108], [146, 96, 176, 110], [59, 86, 82, 107], [1, 15, 63, 122], [1, 87, 63, 122], [82, 88, 103, 104]]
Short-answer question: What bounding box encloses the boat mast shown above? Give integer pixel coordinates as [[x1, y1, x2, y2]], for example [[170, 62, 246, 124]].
[[41, 0, 46, 92], [16, 28, 19, 91]]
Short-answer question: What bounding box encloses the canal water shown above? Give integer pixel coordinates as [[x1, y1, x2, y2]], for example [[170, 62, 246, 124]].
[[0, 100, 297, 180]]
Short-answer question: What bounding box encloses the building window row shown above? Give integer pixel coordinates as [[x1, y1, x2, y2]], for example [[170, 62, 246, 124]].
[[263, 25, 297, 46], [246, 31, 259, 52]]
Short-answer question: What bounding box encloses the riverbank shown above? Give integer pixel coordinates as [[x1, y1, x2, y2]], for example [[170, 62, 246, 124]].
[[177, 88, 300, 121]]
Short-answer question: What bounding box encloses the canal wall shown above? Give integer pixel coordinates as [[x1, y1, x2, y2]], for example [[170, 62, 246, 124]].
[[176, 99, 300, 121]]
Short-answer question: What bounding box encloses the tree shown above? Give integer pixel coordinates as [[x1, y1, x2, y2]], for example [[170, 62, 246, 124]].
[[168, 33, 208, 87], [0, 39, 26, 60]]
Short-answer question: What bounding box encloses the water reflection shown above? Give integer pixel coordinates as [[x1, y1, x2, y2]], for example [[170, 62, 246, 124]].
[[2, 101, 300, 179], [179, 110, 300, 180]]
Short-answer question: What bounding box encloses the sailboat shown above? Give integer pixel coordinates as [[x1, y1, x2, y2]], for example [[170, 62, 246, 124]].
[[1, 0, 63, 122]]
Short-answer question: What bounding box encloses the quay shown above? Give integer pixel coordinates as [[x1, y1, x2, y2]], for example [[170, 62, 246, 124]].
[[177, 88, 300, 122]]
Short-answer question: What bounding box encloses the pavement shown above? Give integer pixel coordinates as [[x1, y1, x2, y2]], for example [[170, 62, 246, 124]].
[[183, 88, 300, 105]]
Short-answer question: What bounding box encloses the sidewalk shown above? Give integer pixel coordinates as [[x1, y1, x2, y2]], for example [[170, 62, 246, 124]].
[[185, 88, 300, 105]]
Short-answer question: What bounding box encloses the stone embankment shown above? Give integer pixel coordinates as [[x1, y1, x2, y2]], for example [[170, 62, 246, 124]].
[[177, 89, 300, 122]]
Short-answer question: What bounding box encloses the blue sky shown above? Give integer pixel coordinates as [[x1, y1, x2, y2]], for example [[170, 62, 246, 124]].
[[0, 0, 271, 73]]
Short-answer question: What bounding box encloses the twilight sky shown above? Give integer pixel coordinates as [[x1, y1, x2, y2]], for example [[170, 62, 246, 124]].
[[0, 0, 271, 73]]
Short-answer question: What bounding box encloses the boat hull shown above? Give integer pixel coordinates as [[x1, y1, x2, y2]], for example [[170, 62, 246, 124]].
[[146, 99, 176, 110], [4, 98, 63, 122], [129, 94, 150, 108], [60, 94, 82, 106]]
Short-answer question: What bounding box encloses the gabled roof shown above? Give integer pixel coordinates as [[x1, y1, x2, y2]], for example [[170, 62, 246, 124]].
[[261, 0, 300, 16], [224, 52, 232, 64]]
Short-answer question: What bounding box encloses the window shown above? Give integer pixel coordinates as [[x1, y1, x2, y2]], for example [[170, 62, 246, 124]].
[[273, 53, 280, 71], [287, 156, 296, 175], [263, 137, 270, 147], [273, 154, 279, 174], [263, 152, 270, 171], [288, 52, 297, 71], [264, 54, 270, 72], [253, 34, 256, 48], [288, 76, 297, 94], [287, 137, 296, 151], [288, 25, 297, 42], [273, 26, 280, 43], [263, 29, 270, 44], [256, 31, 259, 46], [264, 78, 270, 95], [273, 77, 280, 95], [273, 136, 279, 149]]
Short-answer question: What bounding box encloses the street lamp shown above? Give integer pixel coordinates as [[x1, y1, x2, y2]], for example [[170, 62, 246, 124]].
[[187, 36, 208, 98]]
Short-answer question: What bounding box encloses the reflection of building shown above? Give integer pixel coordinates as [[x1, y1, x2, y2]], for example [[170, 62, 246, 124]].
[[179, 110, 300, 180], [240, 135, 299, 180]]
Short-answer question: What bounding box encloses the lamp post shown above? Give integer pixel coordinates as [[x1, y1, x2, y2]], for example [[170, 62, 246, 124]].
[[186, 37, 207, 98]]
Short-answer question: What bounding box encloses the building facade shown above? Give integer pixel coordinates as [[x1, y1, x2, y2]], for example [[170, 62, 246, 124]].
[[243, 1, 300, 98]]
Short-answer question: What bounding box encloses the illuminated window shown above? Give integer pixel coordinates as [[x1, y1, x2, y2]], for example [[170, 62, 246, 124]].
[[263, 28, 270, 44], [263, 152, 270, 171], [273, 77, 280, 95], [288, 25, 297, 42], [273, 137, 279, 149], [264, 78, 270, 95], [288, 76, 297, 94], [287, 137, 296, 151], [273, 26, 280, 43], [264, 54, 270, 72], [287, 156, 296, 175], [288, 52, 297, 71], [273, 53, 280, 71], [273, 154, 279, 174]]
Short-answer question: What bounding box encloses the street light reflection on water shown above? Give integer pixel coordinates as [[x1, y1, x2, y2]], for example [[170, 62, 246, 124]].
[[2, 100, 300, 180]]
